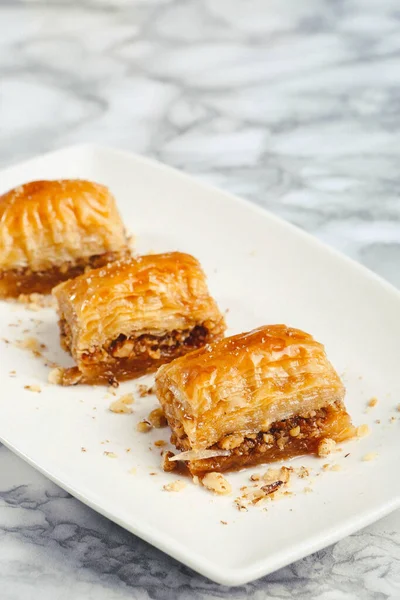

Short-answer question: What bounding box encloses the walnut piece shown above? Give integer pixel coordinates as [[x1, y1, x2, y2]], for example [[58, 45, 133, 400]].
[[161, 450, 177, 472], [109, 393, 134, 414], [48, 367, 64, 385], [201, 472, 232, 495], [148, 408, 167, 428], [163, 480, 186, 492], [356, 424, 370, 438], [136, 420, 152, 433], [24, 384, 41, 393], [219, 433, 244, 450], [317, 437, 336, 457]]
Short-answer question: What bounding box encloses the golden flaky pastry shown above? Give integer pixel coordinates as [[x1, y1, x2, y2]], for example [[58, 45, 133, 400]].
[[0, 179, 130, 296], [155, 325, 355, 475], [53, 252, 226, 385]]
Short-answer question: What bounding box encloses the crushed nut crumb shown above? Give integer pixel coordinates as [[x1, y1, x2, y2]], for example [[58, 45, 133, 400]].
[[202, 472, 232, 495], [390, 416, 397, 424], [289, 426, 300, 437], [148, 407, 167, 428], [161, 450, 176, 472], [24, 384, 41, 393], [356, 424, 370, 438], [163, 480, 186, 492], [136, 420, 152, 433], [219, 433, 245, 450], [220, 520, 228, 525], [137, 384, 154, 397], [109, 393, 134, 414], [295, 466, 310, 479], [81, 447, 87, 453], [317, 438, 336, 457], [362, 452, 378, 461], [48, 367, 64, 385]]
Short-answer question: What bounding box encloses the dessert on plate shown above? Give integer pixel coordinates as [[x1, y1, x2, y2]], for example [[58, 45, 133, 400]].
[[53, 252, 226, 385], [0, 179, 130, 297], [155, 325, 355, 476]]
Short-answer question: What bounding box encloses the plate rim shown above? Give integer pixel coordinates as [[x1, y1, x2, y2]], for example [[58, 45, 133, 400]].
[[1, 143, 400, 586]]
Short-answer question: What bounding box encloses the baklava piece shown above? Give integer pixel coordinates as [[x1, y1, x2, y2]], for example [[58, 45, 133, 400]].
[[0, 180, 130, 297], [155, 325, 355, 476], [53, 252, 226, 385]]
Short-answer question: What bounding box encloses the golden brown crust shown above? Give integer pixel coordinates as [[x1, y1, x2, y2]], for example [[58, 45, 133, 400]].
[[54, 252, 226, 385], [0, 180, 129, 296], [155, 325, 349, 452]]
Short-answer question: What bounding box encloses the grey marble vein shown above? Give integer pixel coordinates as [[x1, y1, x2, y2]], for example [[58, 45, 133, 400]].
[[0, 0, 400, 598]]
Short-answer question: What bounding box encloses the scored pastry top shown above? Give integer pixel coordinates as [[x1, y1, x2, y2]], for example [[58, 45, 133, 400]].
[[53, 251, 226, 354], [0, 179, 128, 271], [155, 325, 345, 451]]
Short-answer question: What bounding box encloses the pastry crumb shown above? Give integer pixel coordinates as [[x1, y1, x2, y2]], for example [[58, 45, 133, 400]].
[[202, 472, 232, 495], [48, 367, 64, 385], [192, 475, 200, 485], [104, 451, 118, 458], [136, 420, 152, 433], [303, 487, 313, 493], [356, 424, 370, 438], [317, 437, 336, 457], [368, 397, 378, 408], [24, 384, 41, 393], [163, 480, 186, 492], [362, 452, 378, 462], [295, 466, 310, 479], [137, 384, 154, 397], [154, 439, 167, 447], [148, 407, 167, 428], [330, 463, 342, 472], [109, 393, 134, 414], [161, 450, 176, 472]]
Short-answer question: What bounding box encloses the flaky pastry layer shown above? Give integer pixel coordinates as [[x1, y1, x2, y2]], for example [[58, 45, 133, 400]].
[[0, 180, 129, 276], [155, 325, 348, 452], [54, 252, 226, 384]]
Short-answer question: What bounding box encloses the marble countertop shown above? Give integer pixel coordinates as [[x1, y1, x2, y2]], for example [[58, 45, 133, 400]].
[[1, 0, 400, 598]]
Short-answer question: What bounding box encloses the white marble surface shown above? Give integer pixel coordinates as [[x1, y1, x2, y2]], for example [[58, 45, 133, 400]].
[[1, 0, 400, 598]]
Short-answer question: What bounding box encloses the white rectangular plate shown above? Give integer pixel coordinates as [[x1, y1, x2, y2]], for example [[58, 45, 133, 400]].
[[0, 144, 399, 586]]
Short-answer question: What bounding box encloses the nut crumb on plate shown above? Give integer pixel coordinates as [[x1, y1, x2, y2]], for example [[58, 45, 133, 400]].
[[24, 384, 41, 393], [356, 424, 370, 438], [201, 472, 232, 495], [163, 480, 186, 492], [317, 438, 336, 457], [104, 451, 117, 458], [137, 384, 154, 397], [161, 450, 176, 472], [81, 447, 87, 453], [109, 393, 134, 414], [48, 367, 64, 385], [136, 420, 152, 433], [148, 407, 167, 428], [362, 452, 378, 461]]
